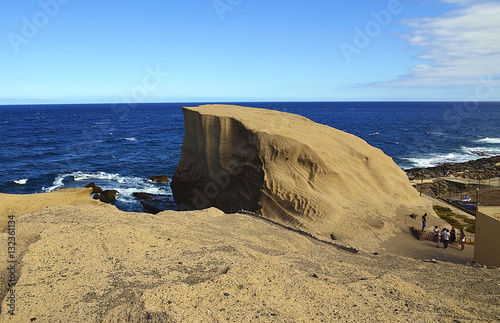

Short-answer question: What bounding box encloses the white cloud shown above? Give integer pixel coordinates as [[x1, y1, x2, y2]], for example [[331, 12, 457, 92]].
[[440, 0, 474, 5], [383, 2, 500, 88]]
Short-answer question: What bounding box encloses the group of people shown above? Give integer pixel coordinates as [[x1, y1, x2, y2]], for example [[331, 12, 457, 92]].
[[421, 213, 466, 250]]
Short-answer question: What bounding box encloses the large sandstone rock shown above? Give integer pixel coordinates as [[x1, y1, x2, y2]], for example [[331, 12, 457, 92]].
[[171, 105, 432, 249]]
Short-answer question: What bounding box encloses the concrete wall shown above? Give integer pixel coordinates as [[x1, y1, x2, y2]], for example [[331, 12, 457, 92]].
[[474, 211, 500, 267]]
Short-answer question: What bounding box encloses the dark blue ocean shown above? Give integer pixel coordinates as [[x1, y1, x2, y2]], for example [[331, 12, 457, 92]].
[[1, 102, 499, 212]]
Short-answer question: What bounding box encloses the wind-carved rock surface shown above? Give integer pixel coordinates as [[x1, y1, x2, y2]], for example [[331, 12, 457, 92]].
[[171, 104, 432, 250]]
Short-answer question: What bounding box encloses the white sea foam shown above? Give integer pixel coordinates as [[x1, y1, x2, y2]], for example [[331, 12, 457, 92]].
[[402, 152, 480, 168], [71, 171, 120, 182], [476, 137, 500, 144], [14, 179, 28, 185], [124, 137, 137, 141], [402, 146, 500, 168], [461, 145, 500, 157], [115, 186, 170, 205], [42, 173, 67, 192], [41, 171, 172, 209]]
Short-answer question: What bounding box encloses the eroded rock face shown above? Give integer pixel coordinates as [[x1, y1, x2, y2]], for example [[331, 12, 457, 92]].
[[170, 110, 264, 213], [171, 105, 432, 247]]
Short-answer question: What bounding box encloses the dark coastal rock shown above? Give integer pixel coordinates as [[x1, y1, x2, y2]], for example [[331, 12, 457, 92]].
[[132, 192, 156, 201], [140, 201, 163, 214], [471, 151, 487, 157], [85, 182, 103, 194], [150, 175, 170, 183], [99, 190, 118, 203], [406, 156, 500, 205], [133, 192, 176, 214]]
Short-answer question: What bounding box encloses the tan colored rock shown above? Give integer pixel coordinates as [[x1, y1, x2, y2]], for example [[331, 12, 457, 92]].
[[0, 188, 100, 230], [171, 105, 433, 250]]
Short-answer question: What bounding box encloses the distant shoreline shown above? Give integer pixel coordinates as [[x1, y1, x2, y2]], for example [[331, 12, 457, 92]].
[[404, 155, 500, 180]]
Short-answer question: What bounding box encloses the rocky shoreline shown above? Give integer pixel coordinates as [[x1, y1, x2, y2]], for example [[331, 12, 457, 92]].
[[405, 155, 500, 180], [404, 156, 500, 204]]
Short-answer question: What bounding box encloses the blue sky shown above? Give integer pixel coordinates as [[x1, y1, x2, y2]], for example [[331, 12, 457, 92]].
[[1, 0, 499, 104]]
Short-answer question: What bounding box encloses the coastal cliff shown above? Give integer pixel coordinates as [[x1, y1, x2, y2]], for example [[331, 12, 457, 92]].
[[171, 105, 432, 248]]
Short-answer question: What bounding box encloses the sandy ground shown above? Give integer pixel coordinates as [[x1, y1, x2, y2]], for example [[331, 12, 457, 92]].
[[381, 195, 476, 264], [383, 227, 475, 265], [0, 195, 498, 322]]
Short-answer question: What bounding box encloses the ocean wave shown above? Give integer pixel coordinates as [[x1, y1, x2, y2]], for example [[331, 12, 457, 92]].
[[460, 145, 500, 157], [114, 186, 171, 205], [401, 151, 489, 168], [42, 173, 67, 192], [71, 171, 121, 182], [14, 178, 28, 185], [476, 137, 500, 144], [401, 153, 471, 168], [41, 171, 172, 210], [401, 144, 500, 168]]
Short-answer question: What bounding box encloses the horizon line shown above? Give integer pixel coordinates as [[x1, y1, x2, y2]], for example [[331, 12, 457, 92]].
[[2, 100, 500, 106]]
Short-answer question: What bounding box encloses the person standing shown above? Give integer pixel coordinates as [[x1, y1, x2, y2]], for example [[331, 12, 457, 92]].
[[450, 227, 456, 245], [442, 228, 450, 249], [433, 226, 439, 241], [436, 229, 441, 248], [459, 229, 466, 250], [421, 213, 427, 234]]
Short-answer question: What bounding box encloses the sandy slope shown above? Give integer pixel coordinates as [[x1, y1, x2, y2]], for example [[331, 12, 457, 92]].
[[0, 202, 498, 322]]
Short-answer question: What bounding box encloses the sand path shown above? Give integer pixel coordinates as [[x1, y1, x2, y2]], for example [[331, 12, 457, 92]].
[[380, 194, 475, 265]]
